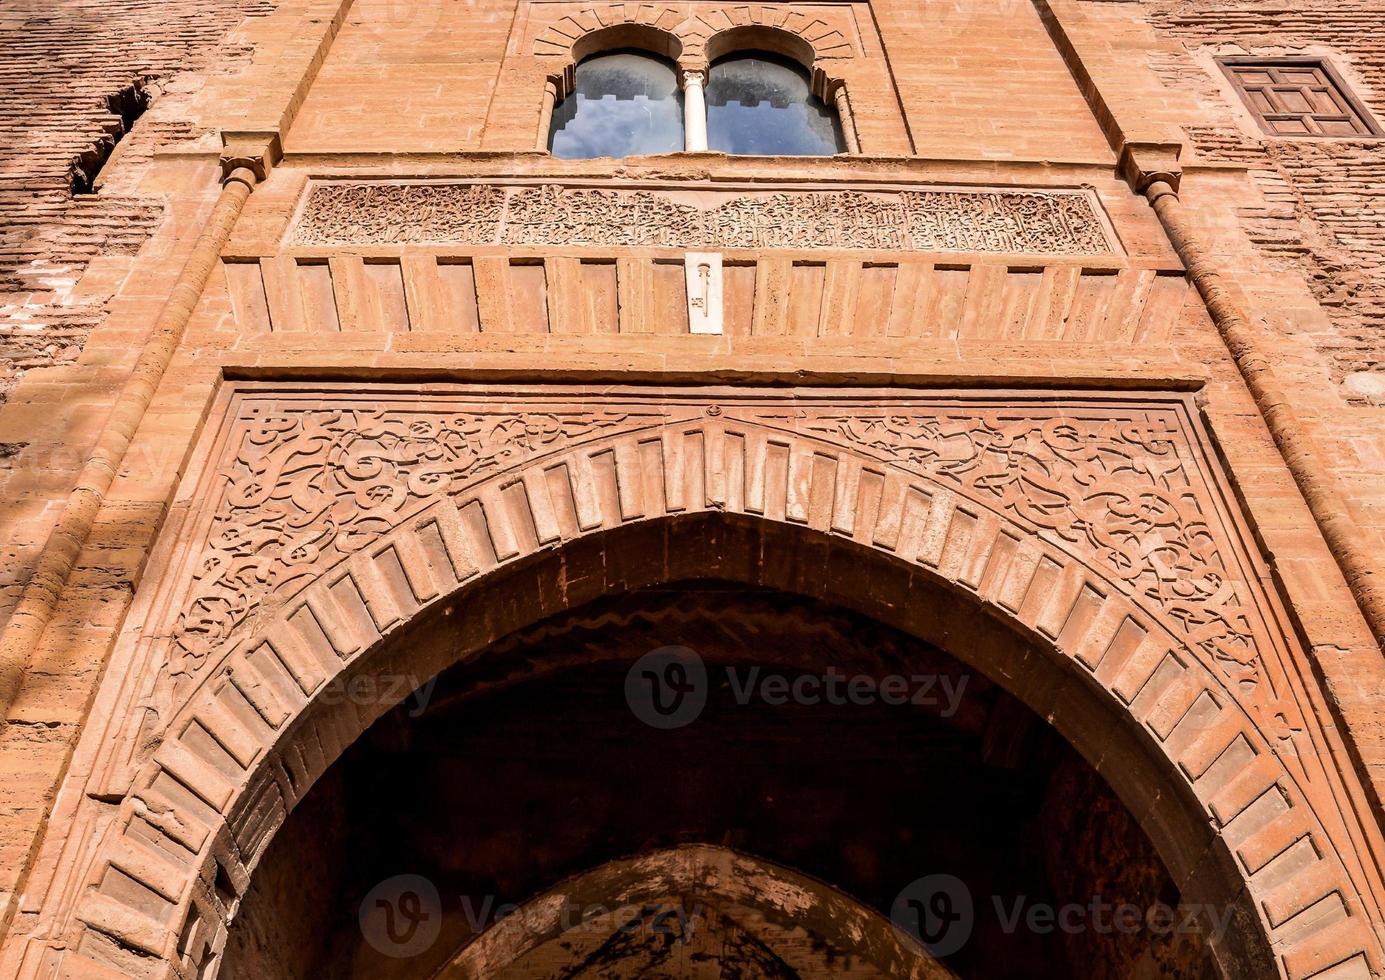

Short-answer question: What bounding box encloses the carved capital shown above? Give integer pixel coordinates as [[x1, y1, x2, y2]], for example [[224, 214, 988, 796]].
[[1118, 141, 1183, 195], [219, 131, 282, 183]]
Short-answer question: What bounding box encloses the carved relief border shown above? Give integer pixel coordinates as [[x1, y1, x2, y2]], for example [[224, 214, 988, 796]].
[[35, 384, 1385, 979], [284, 180, 1119, 255], [520, 2, 867, 62]]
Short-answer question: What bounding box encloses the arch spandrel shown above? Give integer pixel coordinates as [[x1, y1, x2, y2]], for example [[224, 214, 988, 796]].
[[42, 383, 1385, 979]]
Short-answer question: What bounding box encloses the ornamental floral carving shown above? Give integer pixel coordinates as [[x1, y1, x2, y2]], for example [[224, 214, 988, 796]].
[[171, 406, 638, 686], [288, 181, 1113, 254], [65, 386, 1378, 980], [792, 411, 1263, 695], [290, 183, 506, 245], [902, 190, 1108, 255], [166, 392, 1283, 736]]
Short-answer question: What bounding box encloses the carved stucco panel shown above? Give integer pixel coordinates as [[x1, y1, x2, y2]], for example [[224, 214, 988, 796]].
[[790, 414, 1262, 685], [286, 182, 1116, 255], [741, 405, 1305, 746], [142, 387, 1305, 775], [49, 384, 1384, 980], [173, 402, 661, 685]]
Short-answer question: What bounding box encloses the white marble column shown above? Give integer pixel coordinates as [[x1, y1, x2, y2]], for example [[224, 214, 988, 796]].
[[682, 70, 708, 151]]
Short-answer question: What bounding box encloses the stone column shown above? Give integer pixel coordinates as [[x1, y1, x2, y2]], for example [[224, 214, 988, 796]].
[[536, 77, 559, 150], [0, 156, 264, 718], [833, 84, 861, 153], [683, 70, 708, 151]]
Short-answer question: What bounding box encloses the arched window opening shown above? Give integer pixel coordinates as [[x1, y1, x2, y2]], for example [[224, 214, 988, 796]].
[[705, 51, 845, 155], [547, 49, 684, 159]]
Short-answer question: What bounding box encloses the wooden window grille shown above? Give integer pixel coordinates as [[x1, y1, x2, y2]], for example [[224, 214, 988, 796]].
[[1220, 58, 1381, 137]]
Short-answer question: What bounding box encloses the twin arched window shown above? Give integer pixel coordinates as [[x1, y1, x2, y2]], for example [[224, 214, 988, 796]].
[[548, 49, 846, 159]]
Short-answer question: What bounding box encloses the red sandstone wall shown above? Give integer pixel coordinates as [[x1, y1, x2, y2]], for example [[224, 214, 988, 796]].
[[1145, 0, 1385, 404], [0, 0, 275, 407], [2, 1, 1385, 974], [0, 0, 281, 929], [1123, 0, 1385, 646]]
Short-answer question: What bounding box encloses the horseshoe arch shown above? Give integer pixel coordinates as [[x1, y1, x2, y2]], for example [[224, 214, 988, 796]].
[[42, 384, 1385, 980]]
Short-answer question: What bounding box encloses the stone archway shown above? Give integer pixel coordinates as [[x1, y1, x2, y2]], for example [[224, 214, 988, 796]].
[[42, 384, 1385, 979], [216, 575, 1221, 977]]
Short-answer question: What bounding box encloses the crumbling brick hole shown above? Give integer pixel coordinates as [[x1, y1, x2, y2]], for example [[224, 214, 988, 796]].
[[69, 80, 152, 195]]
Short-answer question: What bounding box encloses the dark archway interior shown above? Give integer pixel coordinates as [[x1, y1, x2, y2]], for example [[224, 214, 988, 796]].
[[223, 584, 1215, 979]]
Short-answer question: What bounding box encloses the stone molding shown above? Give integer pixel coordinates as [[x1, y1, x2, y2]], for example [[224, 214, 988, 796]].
[[30, 384, 1385, 979], [529, 3, 859, 66], [286, 181, 1117, 254]]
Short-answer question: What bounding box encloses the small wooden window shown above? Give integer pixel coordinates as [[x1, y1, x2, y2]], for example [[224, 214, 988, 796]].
[[1220, 58, 1381, 137]]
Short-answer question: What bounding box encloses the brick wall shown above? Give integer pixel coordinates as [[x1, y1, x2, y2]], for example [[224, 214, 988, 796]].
[[0, 0, 274, 407], [2, 2, 1385, 975], [1144, 0, 1385, 404]]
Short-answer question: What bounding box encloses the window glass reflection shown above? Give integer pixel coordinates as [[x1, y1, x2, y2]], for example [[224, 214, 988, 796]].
[[705, 52, 844, 156], [548, 50, 685, 159]]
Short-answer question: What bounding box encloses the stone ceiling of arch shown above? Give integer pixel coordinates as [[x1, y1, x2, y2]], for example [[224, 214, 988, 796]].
[[436, 846, 956, 979]]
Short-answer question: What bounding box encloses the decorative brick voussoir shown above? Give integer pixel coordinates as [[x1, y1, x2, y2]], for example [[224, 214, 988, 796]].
[[532, 4, 685, 57], [529, 2, 858, 62], [52, 383, 1384, 979]]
